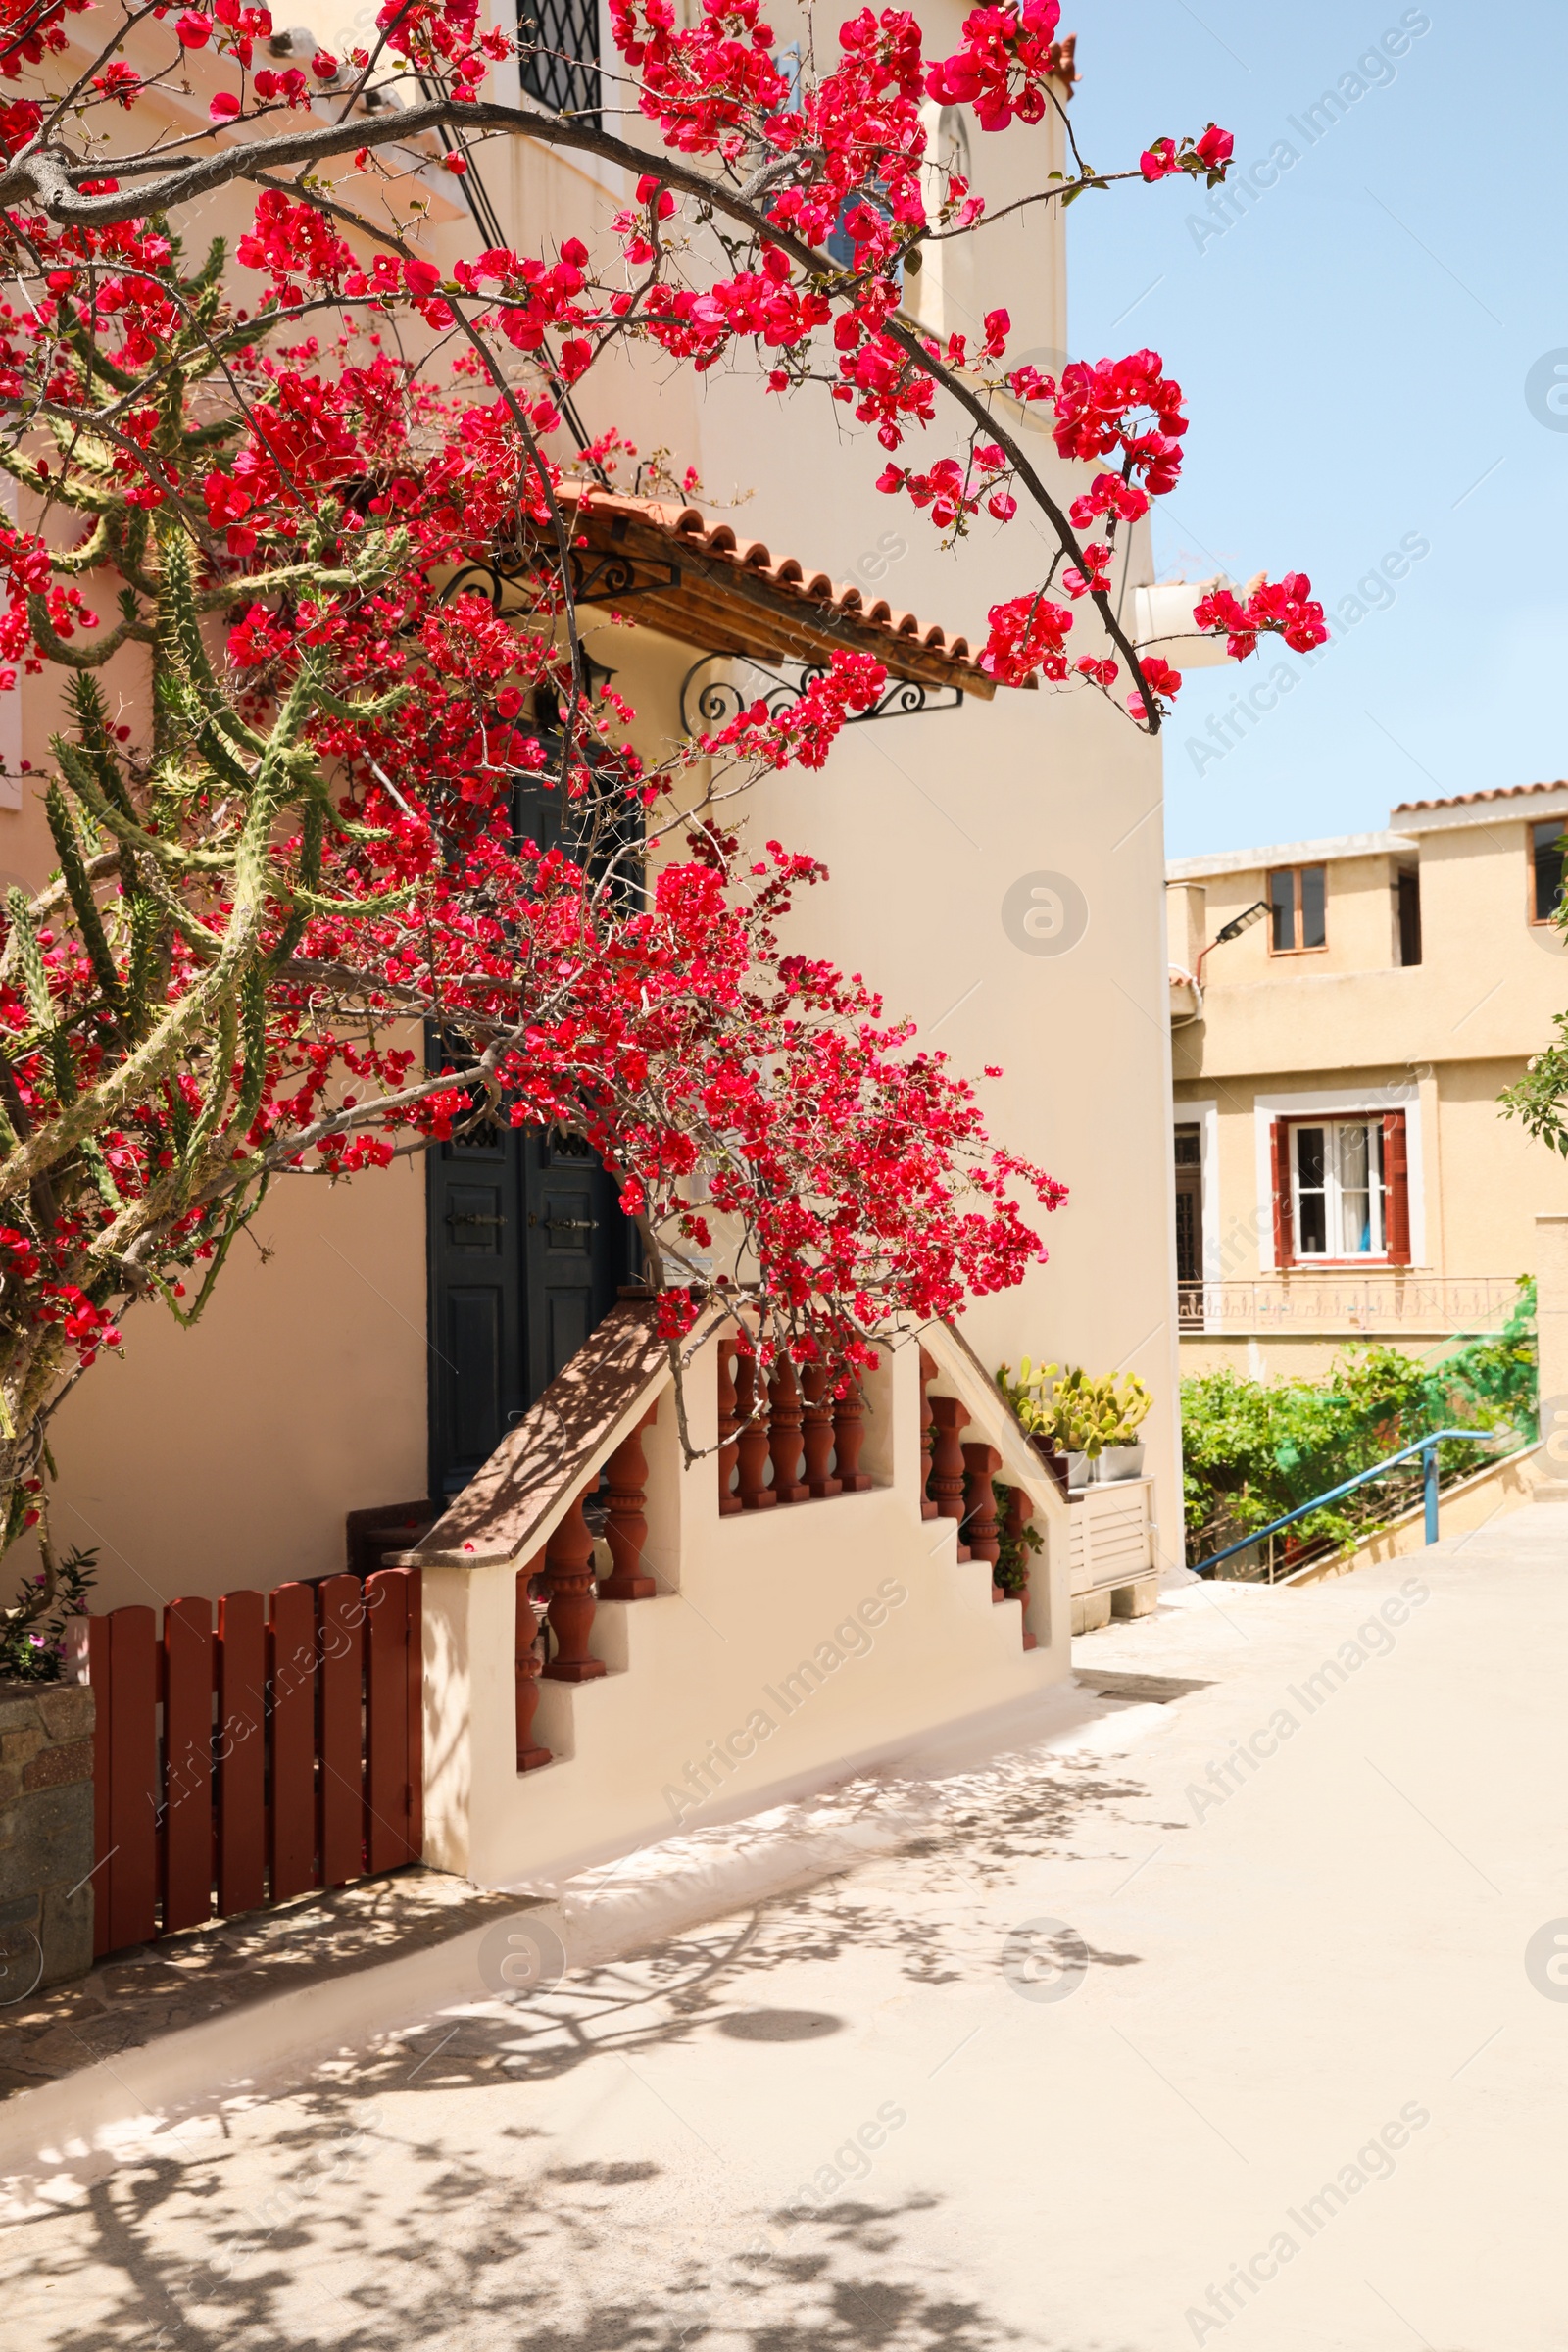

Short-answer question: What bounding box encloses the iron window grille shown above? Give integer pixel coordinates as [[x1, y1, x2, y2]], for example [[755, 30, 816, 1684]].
[[519, 0, 600, 124]]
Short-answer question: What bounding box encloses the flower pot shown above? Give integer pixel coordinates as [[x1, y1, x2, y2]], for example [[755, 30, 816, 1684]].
[[1065, 1451, 1091, 1490], [1029, 1434, 1070, 1497], [1094, 1444, 1145, 1483]]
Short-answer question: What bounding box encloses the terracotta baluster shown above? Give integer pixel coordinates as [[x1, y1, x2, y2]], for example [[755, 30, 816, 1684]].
[[929, 1395, 971, 1555], [801, 1361, 841, 1499], [516, 1549, 551, 1769], [767, 1357, 810, 1503], [918, 1348, 939, 1520], [600, 1402, 659, 1598], [717, 1339, 742, 1518], [1005, 1486, 1038, 1651], [734, 1347, 777, 1510], [832, 1371, 873, 1494], [543, 1483, 607, 1680], [963, 1442, 1004, 1591]]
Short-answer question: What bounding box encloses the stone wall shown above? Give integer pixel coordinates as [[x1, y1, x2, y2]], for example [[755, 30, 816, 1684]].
[[0, 1681, 95, 1994]]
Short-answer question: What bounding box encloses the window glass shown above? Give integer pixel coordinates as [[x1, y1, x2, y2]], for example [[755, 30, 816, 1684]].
[[1270, 867, 1296, 953], [1339, 1123, 1371, 1251], [1295, 1126, 1326, 1254], [1532, 821, 1567, 922], [1299, 864, 1326, 948]]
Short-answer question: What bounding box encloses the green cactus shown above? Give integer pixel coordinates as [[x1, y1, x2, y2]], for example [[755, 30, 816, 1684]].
[[997, 1359, 1152, 1456]]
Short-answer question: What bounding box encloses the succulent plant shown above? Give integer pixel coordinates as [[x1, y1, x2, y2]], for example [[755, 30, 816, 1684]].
[[997, 1360, 1152, 1456]]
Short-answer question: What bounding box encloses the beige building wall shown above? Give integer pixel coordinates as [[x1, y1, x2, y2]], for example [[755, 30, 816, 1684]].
[[52, 1169, 429, 1613]]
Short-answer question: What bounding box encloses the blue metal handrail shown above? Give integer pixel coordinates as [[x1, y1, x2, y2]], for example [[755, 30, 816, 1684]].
[[1194, 1427, 1508, 1580]]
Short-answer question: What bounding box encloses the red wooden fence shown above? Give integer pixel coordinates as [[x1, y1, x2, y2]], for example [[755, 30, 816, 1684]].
[[80, 1568, 421, 1957]]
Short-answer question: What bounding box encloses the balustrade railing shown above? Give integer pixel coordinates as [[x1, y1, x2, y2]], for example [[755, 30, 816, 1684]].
[[716, 1334, 872, 1512], [515, 1377, 663, 1771], [1179, 1275, 1520, 1336]]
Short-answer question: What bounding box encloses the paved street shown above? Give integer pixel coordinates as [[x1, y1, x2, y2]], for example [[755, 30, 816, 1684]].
[[5, 1510, 1568, 2351]]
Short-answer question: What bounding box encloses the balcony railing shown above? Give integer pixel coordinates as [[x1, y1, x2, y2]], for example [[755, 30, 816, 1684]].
[[1178, 1275, 1520, 1337]]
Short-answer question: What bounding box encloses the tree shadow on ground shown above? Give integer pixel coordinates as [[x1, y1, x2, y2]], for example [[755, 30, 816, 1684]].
[[0, 1740, 1168, 2350], [10, 2144, 1131, 2352]]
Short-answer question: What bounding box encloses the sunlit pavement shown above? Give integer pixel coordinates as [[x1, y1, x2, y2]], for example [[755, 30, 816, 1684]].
[[5, 1508, 1567, 2351]]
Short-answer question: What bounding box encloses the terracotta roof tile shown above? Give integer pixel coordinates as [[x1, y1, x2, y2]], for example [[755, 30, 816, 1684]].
[[555, 484, 999, 696], [1391, 781, 1568, 813]]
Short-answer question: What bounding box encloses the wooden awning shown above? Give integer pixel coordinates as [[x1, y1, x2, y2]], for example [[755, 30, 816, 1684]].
[[546, 485, 999, 702]]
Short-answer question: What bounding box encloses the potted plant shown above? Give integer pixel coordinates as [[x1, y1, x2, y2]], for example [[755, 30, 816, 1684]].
[[997, 1357, 1070, 1494], [1091, 1373, 1152, 1482], [998, 1363, 1152, 1488]]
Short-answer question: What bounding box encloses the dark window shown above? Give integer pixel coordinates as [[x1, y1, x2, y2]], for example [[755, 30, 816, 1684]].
[[1269, 866, 1295, 953], [1174, 1123, 1202, 1325], [1269, 864, 1328, 954], [1295, 1125, 1327, 1254], [1299, 863, 1326, 948], [518, 0, 600, 123], [1397, 869, 1422, 966], [1532, 819, 1567, 922]]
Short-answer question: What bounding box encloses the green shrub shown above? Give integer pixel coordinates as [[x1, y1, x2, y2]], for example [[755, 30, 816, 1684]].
[[0, 1548, 97, 1682], [1181, 1281, 1536, 1571]]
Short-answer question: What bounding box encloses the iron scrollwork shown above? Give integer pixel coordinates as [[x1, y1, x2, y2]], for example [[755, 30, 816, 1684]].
[[443, 525, 677, 617], [678, 653, 963, 739]]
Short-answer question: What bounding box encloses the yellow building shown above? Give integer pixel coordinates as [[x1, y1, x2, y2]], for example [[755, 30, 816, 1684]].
[[1168, 781, 1568, 1379]]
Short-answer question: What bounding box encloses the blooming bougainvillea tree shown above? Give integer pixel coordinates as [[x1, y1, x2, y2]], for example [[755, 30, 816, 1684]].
[[0, 0, 1324, 1608]]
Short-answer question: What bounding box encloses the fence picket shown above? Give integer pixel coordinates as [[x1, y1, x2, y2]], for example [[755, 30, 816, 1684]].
[[404, 1570, 423, 1863], [217, 1590, 266, 1918], [162, 1598, 213, 1935], [365, 1570, 413, 1870], [318, 1575, 364, 1886], [268, 1583, 318, 1902], [106, 1607, 158, 1951], [87, 1615, 112, 1958]]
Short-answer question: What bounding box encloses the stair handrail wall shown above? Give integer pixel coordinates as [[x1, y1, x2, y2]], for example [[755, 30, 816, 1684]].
[[409, 1310, 1075, 1889]]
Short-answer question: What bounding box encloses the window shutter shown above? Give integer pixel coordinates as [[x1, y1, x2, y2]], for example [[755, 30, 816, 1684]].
[[1270, 1119, 1294, 1268], [1383, 1110, 1411, 1265]]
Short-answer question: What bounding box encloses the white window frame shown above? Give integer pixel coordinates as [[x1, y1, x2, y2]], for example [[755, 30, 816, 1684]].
[[1290, 1118, 1386, 1259], [1253, 1085, 1426, 1271]]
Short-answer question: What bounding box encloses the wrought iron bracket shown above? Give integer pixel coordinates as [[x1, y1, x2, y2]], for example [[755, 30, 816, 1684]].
[[444, 538, 679, 615], [678, 653, 964, 739]]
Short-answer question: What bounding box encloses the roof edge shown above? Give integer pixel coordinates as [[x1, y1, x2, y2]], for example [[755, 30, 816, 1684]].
[[1167, 830, 1418, 882]]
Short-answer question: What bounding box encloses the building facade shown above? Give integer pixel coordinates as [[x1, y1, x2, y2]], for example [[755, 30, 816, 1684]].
[[1168, 781, 1568, 1380], [5, 4, 1200, 1627]]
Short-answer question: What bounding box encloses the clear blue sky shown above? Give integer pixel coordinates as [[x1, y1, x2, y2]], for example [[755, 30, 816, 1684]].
[[1065, 0, 1567, 858]]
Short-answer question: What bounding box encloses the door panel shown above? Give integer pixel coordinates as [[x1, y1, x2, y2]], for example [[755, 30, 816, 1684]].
[[523, 1122, 627, 1401], [547, 1293, 589, 1385], [447, 1289, 505, 1463], [428, 1117, 525, 1497]]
